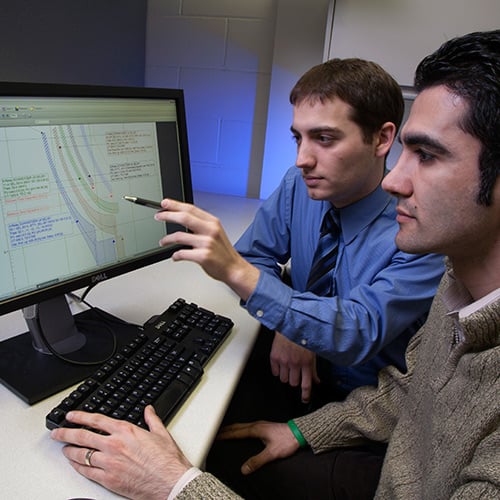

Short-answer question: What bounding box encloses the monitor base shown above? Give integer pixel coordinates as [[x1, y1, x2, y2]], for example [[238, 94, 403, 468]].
[[0, 308, 142, 405]]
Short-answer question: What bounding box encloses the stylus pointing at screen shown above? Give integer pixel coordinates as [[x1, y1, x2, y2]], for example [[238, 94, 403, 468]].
[[123, 195, 163, 210]]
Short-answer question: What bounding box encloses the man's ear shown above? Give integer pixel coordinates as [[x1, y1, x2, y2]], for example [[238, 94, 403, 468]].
[[374, 122, 397, 157]]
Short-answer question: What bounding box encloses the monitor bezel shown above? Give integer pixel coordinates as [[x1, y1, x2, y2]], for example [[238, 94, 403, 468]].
[[0, 81, 193, 316]]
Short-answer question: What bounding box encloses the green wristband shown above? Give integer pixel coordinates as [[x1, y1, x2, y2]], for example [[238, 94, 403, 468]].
[[287, 419, 307, 447]]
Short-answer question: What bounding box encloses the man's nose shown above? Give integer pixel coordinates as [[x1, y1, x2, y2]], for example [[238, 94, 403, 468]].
[[295, 142, 315, 168]]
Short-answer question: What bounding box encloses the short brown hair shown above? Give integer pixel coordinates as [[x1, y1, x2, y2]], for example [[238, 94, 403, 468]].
[[290, 58, 404, 143]]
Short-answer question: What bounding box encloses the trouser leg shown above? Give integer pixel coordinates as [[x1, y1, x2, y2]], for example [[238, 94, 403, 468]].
[[208, 438, 386, 500]]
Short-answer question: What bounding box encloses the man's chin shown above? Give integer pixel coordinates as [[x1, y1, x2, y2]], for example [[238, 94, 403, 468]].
[[395, 234, 424, 255], [306, 189, 326, 201]]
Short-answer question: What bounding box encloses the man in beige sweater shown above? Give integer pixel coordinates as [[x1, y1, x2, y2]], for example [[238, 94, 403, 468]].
[[52, 30, 500, 499]]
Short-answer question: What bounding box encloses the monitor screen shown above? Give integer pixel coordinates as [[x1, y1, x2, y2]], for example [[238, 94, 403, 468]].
[[0, 82, 193, 403]]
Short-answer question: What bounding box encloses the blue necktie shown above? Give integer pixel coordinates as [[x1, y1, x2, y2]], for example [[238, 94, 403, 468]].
[[306, 209, 339, 296]]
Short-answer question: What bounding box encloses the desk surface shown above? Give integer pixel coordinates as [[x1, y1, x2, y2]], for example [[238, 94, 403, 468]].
[[0, 192, 262, 499]]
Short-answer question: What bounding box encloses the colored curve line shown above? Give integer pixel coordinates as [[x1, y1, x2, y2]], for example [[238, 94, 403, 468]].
[[41, 129, 123, 266]]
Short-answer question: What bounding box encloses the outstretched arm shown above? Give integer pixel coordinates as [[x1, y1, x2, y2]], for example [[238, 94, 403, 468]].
[[154, 198, 260, 302]]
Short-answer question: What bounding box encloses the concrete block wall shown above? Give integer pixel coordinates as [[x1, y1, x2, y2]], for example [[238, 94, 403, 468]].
[[145, 0, 277, 196]]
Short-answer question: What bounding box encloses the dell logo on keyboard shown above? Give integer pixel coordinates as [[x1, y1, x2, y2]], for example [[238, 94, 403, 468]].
[[91, 272, 108, 284]]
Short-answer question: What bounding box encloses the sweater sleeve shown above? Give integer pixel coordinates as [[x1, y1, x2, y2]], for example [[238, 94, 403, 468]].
[[294, 322, 422, 453], [450, 426, 500, 499], [175, 472, 243, 499]]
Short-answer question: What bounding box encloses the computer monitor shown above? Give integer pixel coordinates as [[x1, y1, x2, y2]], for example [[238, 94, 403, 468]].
[[0, 82, 193, 404]]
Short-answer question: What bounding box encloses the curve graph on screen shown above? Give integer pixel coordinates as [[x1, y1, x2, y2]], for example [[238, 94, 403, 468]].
[[0, 122, 165, 299]]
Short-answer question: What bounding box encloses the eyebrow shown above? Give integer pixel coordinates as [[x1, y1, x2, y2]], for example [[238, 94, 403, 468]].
[[290, 125, 343, 136], [399, 132, 452, 157]]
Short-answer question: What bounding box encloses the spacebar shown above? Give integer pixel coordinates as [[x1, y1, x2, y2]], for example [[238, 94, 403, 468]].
[[153, 377, 200, 423]]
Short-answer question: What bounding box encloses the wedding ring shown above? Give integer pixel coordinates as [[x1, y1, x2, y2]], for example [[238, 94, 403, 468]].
[[84, 448, 96, 467]]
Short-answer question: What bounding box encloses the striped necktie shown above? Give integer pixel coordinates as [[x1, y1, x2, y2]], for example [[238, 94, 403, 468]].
[[306, 209, 339, 296]]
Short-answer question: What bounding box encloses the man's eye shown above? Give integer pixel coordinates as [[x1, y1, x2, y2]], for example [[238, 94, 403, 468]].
[[416, 149, 435, 163], [291, 135, 300, 145], [317, 135, 334, 144]]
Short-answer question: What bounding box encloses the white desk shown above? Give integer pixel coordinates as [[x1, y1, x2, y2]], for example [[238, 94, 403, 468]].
[[0, 192, 262, 499]]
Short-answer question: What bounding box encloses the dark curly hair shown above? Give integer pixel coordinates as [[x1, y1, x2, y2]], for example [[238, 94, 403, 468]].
[[414, 30, 500, 206]]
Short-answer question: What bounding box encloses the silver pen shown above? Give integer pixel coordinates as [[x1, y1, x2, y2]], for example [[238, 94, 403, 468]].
[[123, 195, 163, 210]]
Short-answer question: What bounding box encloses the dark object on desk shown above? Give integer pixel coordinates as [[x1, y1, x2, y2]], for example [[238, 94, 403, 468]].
[[46, 298, 234, 429], [0, 306, 140, 405]]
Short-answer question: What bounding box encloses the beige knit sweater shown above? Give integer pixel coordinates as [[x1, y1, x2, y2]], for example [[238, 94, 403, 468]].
[[178, 272, 500, 499]]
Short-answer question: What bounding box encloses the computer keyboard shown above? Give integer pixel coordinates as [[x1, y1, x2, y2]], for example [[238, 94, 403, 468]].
[[46, 298, 234, 430]]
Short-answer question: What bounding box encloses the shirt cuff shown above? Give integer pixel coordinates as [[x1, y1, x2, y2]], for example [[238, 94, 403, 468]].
[[244, 271, 291, 326], [167, 467, 203, 499]]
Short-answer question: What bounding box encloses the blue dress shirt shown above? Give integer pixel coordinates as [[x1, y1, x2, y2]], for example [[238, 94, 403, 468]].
[[235, 167, 445, 392]]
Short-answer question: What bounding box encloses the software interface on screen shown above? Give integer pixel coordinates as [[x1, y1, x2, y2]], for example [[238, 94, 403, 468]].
[[0, 94, 184, 310], [0, 87, 192, 403]]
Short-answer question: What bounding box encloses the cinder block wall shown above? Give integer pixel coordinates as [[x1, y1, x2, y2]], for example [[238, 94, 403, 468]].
[[145, 0, 277, 196]]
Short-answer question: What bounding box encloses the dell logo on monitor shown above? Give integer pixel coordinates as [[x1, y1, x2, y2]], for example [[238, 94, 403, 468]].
[[91, 273, 109, 284]]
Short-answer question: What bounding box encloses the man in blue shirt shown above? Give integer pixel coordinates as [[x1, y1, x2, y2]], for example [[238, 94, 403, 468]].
[[180, 59, 442, 422], [234, 165, 442, 397], [156, 59, 443, 411]]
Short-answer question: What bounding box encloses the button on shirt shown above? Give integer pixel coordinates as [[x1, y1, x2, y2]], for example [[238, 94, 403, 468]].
[[235, 167, 445, 391]]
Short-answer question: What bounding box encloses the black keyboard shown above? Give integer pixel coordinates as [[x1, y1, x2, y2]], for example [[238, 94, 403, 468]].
[[46, 298, 234, 430]]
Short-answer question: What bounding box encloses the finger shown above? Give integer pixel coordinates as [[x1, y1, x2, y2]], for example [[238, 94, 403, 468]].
[[301, 382, 312, 403], [156, 200, 219, 233], [63, 445, 102, 470], [288, 365, 301, 387], [63, 410, 123, 435], [155, 210, 199, 233], [66, 452, 107, 484], [170, 245, 225, 266], [270, 357, 280, 377], [278, 363, 289, 384], [144, 405, 168, 435], [241, 447, 275, 475], [217, 421, 264, 440], [51, 425, 106, 451], [217, 422, 253, 440], [311, 355, 321, 385], [159, 231, 218, 256], [300, 369, 313, 403], [161, 199, 215, 222]]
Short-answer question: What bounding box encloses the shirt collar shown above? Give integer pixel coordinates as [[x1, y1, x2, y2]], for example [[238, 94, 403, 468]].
[[443, 265, 500, 318], [324, 185, 392, 245]]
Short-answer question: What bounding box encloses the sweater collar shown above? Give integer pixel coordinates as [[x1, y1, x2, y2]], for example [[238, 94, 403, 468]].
[[443, 264, 500, 347]]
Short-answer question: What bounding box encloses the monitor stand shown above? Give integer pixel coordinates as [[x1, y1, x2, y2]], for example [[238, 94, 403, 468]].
[[0, 295, 142, 405]]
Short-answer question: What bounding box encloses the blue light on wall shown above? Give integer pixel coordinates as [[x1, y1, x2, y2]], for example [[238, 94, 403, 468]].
[[181, 63, 263, 196]]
